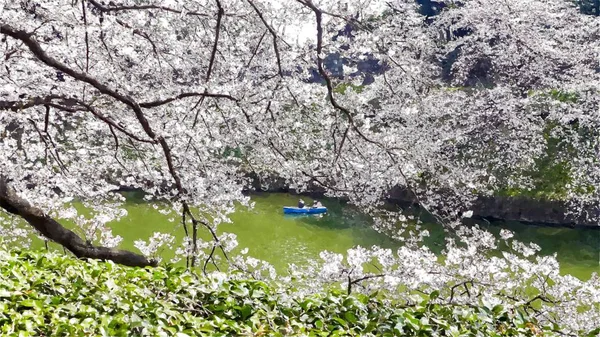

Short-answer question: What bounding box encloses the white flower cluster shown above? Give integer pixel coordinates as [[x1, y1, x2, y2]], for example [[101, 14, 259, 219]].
[[0, 0, 598, 333], [134, 232, 175, 261]]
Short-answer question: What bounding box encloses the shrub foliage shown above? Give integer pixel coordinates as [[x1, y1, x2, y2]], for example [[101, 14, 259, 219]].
[[0, 248, 562, 336]]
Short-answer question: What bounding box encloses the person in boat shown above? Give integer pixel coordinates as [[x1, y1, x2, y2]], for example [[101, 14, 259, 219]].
[[298, 199, 305, 208], [312, 200, 323, 208]]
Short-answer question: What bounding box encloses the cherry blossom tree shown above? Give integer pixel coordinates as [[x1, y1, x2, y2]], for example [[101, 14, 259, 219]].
[[1, 0, 599, 334]]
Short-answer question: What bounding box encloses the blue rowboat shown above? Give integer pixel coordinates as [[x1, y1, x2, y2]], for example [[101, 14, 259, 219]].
[[283, 206, 327, 214]]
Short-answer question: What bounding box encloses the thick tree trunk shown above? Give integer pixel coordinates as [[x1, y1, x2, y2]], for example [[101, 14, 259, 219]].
[[0, 176, 157, 267]]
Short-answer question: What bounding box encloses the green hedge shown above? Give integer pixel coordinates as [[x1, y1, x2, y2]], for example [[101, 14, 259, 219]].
[[0, 248, 558, 336]]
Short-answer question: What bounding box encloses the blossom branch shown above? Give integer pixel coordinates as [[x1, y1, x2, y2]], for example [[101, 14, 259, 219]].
[[246, 0, 286, 77], [1, 23, 228, 269], [27, 118, 68, 174], [0, 176, 156, 267], [139, 92, 239, 108], [86, 0, 209, 17]]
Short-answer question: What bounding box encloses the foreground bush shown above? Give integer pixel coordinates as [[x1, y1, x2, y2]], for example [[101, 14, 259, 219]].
[[0, 248, 559, 336]]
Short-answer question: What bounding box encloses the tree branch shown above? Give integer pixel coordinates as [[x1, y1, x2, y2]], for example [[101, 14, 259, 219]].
[[87, 0, 209, 17], [0, 23, 157, 140], [0, 95, 157, 144], [0, 95, 74, 111], [139, 92, 238, 108], [0, 176, 156, 267], [81, 0, 90, 74], [295, 0, 448, 226], [347, 273, 386, 294], [1, 23, 220, 270], [246, 0, 286, 77], [206, 0, 224, 83]]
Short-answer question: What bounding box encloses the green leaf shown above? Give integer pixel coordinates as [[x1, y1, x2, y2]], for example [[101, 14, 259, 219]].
[[492, 304, 504, 315], [240, 305, 252, 320], [230, 286, 248, 297], [344, 311, 358, 324], [20, 299, 38, 309], [586, 327, 600, 337], [333, 317, 347, 327]]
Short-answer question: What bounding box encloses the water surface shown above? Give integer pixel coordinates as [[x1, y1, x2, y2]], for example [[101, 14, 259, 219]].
[[10, 193, 599, 279]]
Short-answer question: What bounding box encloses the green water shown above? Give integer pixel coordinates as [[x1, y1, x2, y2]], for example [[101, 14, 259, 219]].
[[10, 193, 600, 279], [481, 221, 599, 279], [102, 193, 399, 271]]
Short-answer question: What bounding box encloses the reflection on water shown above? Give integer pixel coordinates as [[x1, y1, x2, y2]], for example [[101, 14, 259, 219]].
[[283, 214, 326, 220]]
